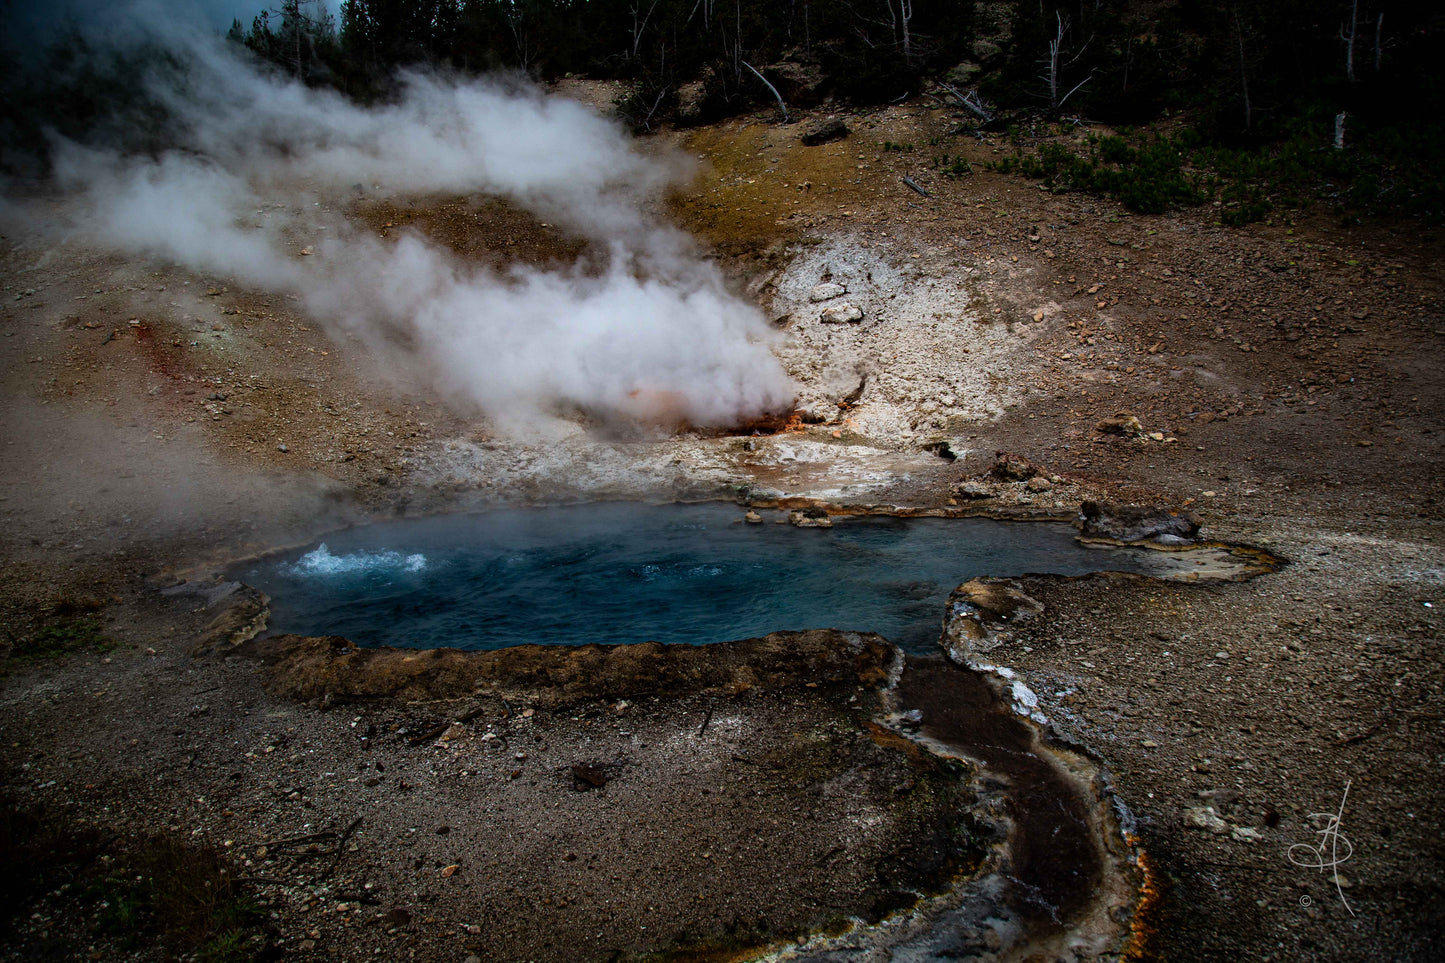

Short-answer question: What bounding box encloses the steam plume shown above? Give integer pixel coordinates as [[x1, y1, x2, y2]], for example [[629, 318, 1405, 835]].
[[29, 16, 793, 428]]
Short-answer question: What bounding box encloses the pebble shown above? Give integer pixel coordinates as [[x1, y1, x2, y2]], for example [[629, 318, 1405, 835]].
[[819, 302, 863, 323], [1183, 806, 1230, 834], [808, 282, 846, 302]]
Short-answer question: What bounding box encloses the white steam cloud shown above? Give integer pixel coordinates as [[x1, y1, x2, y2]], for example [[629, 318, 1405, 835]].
[[40, 27, 794, 428]]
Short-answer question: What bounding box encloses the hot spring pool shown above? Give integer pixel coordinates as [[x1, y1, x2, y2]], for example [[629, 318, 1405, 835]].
[[239, 503, 1167, 654]]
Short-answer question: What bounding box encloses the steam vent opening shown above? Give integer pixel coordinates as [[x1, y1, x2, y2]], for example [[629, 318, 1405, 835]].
[[239, 502, 1170, 653]]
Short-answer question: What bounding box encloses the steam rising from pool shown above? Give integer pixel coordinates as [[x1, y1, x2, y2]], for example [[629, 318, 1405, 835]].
[[243, 504, 1168, 654], [13, 4, 795, 428]]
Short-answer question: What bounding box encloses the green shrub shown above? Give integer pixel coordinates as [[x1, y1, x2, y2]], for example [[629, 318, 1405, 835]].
[[988, 134, 1202, 214], [932, 154, 973, 179], [23, 618, 114, 658]]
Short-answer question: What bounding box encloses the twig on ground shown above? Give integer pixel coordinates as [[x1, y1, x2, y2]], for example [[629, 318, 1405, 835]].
[[319, 816, 364, 880], [902, 176, 931, 197]]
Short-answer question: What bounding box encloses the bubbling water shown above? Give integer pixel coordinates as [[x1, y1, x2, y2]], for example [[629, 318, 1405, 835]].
[[240, 503, 1167, 654]]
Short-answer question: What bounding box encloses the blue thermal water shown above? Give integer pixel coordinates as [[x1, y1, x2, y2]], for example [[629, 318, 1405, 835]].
[[240, 503, 1166, 654]]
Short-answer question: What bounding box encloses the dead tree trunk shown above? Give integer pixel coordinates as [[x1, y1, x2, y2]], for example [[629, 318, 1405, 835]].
[[899, 0, 914, 65], [1342, 0, 1359, 82], [1047, 12, 1066, 108]]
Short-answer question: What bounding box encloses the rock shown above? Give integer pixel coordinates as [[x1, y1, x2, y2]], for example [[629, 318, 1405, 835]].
[[571, 764, 609, 789], [797, 401, 835, 423], [386, 907, 412, 926], [1198, 787, 1241, 807], [988, 451, 1041, 481], [954, 480, 993, 500], [942, 578, 1044, 661], [972, 39, 1002, 61], [1077, 500, 1202, 543], [441, 864, 460, 877], [1232, 826, 1264, 843], [767, 60, 827, 106], [789, 509, 833, 528], [819, 302, 863, 323], [673, 79, 707, 122], [808, 281, 846, 302], [438, 722, 468, 742], [945, 62, 983, 85], [801, 119, 849, 146], [1095, 413, 1144, 437], [743, 511, 763, 524], [1183, 806, 1230, 834], [1026, 476, 1053, 493]]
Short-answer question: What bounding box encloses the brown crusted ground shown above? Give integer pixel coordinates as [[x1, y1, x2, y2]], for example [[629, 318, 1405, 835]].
[[245, 629, 897, 706], [1, 89, 1443, 962]]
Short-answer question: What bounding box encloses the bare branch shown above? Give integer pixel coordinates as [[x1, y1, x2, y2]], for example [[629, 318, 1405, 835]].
[[1057, 70, 1095, 109], [742, 61, 789, 122], [938, 82, 994, 123]]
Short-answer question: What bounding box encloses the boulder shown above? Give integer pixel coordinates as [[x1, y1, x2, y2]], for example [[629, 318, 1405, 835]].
[[945, 62, 983, 85], [789, 508, 834, 528], [953, 480, 993, 500], [1095, 413, 1144, 437], [767, 60, 826, 106], [1077, 500, 1203, 543], [796, 400, 835, 424], [941, 578, 1043, 662], [988, 451, 1040, 481], [971, 39, 1003, 62], [801, 119, 849, 146]]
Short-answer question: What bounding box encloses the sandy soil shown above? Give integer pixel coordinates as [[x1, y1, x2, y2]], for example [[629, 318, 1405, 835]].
[[1, 92, 1442, 962]]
